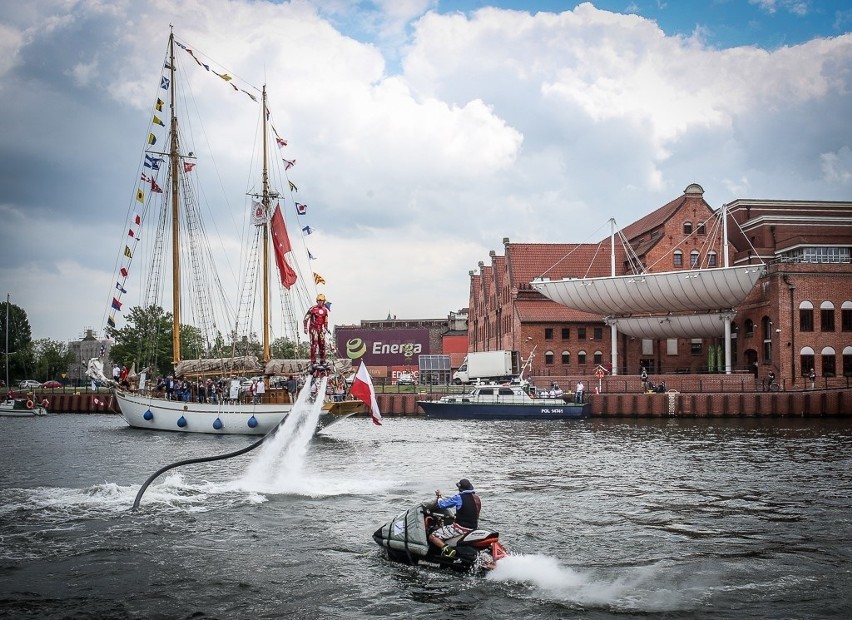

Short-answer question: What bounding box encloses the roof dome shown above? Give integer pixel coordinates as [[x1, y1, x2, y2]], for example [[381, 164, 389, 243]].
[[684, 183, 704, 195]]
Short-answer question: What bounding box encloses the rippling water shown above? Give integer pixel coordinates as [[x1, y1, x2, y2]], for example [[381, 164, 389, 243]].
[[1, 414, 851, 619]]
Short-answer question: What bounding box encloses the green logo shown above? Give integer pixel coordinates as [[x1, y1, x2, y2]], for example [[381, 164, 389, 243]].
[[346, 338, 367, 359]]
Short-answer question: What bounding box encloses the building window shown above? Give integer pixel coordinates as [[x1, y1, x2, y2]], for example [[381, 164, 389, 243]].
[[691, 339, 703, 355], [545, 350, 554, 365], [690, 250, 700, 268], [745, 319, 754, 336], [561, 351, 570, 365], [578, 350, 587, 365], [800, 347, 814, 377], [642, 338, 653, 355], [666, 339, 678, 355], [545, 328, 553, 340], [842, 302, 852, 332], [578, 327, 587, 340], [799, 301, 814, 332], [697, 222, 706, 234], [683, 221, 692, 235], [673, 251, 683, 268], [762, 316, 772, 363], [821, 302, 835, 332], [593, 327, 603, 340], [593, 350, 603, 364], [707, 251, 717, 266], [822, 347, 836, 377], [843, 346, 852, 377], [561, 328, 570, 340]]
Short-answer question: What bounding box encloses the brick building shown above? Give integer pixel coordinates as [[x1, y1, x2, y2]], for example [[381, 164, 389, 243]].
[[467, 184, 852, 385]]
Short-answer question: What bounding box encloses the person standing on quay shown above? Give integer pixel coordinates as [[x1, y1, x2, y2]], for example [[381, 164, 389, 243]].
[[575, 380, 584, 403], [808, 368, 816, 390]]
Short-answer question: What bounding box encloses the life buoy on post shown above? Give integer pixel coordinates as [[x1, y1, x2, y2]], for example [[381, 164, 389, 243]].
[[26, 400, 34, 409], [42, 399, 50, 408]]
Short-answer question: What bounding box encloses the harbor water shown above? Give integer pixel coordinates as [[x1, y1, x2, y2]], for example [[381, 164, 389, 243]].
[[1, 413, 851, 618]]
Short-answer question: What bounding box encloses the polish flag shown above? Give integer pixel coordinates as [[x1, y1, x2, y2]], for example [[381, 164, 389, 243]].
[[349, 364, 382, 426]]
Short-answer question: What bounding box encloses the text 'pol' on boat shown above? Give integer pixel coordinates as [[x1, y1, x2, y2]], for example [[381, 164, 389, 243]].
[[88, 30, 363, 435]]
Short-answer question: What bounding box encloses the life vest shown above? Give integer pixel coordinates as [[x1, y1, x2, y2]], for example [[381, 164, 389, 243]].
[[455, 492, 480, 529]]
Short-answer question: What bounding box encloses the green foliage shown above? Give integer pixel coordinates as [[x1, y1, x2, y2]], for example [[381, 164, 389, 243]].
[[0, 300, 34, 382], [271, 337, 309, 359], [106, 305, 174, 377], [32, 338, 74, 381]]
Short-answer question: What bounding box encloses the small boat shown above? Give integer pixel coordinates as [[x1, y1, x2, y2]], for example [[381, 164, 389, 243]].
[[0, 397, 48, 417], [418, 383, 589, 419], [373, 499, 508, 573], [89, 30, 363, 435]]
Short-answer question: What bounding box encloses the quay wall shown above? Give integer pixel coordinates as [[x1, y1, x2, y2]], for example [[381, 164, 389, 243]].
[[27, 389, 850, 417]]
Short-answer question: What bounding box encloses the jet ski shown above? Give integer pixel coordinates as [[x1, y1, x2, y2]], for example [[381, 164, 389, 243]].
[[373, 499, 508, 572]]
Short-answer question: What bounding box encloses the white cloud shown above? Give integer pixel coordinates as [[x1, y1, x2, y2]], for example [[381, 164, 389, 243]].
[[1, 0, 850, 342]]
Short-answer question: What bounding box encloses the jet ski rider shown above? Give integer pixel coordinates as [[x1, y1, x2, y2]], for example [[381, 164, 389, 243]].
[[428, 478, 481, 558]]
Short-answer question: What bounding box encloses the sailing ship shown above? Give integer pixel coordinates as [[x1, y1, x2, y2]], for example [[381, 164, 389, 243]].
[[90, 31, 362, 434]]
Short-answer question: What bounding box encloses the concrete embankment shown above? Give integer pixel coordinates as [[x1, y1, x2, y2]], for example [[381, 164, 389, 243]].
[[376, 390, 850, 417], [27, 389, 850, 417]]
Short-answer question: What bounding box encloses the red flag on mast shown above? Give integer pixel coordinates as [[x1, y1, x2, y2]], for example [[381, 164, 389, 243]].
[[270, 204, 297, 289]]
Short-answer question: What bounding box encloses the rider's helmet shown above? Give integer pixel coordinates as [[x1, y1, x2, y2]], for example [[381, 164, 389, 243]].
[[316, 293, 326, 303], [456, 478, 473, 491]]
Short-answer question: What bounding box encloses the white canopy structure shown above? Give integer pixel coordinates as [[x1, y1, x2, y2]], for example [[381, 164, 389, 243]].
[[529, 210, 765, 375], [605, 312, 736, 339], [531, 265, 763, 316]]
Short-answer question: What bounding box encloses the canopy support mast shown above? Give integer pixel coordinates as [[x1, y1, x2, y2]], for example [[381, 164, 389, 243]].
[[610, 218, 618, 376]]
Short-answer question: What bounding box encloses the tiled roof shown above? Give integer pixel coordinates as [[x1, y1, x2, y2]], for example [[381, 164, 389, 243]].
[[506, 243, 619, 288], [514, 300, 601, 322]]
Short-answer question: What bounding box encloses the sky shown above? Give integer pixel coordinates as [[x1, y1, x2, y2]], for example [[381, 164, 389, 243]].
[[1, 0, 850, 344]]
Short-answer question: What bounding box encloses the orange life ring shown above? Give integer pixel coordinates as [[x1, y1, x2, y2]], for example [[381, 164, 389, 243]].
[[42, 399, 50, 408], [26, 400, 34, 409]]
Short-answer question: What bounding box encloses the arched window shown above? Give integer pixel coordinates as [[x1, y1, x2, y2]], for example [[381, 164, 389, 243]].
[[561, 350, 570, 365], [697, 222, 706, 234], [799, 301, 814, 332], [690, 250, 700, 268], [842, 301, 852, 332], [821, 301, 835, 332], [800, 346, 815, 377], [683, 221, 693, 235], [578, 350, 587, 365], [745, 319, 754, 336], [707, 250, 717, 267], [844, 346, 852, 377], [673, 250, 683, 268], [593, 350, 603, 364], [821, 346, 836, 377], [544, 350, 554, 365]]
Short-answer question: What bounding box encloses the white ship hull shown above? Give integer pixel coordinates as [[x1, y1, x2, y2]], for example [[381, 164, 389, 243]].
[[114, 390, 351, 435]]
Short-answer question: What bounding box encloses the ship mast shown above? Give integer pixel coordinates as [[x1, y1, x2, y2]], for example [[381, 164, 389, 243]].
[[261, 85, 271, 364], [168, 30, 181, 366]]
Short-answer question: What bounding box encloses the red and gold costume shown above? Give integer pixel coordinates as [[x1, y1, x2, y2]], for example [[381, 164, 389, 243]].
[[304, 294, 330, 365]]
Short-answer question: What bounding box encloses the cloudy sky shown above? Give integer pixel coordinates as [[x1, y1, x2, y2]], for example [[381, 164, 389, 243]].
[[1, 0, 850, 344]]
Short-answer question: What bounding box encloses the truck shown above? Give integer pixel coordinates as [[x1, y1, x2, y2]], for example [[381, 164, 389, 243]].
[[452, 350, 518, 385]]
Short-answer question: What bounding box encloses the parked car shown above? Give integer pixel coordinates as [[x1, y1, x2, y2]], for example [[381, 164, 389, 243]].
[[18, 379, 42, 389], [42, 380, 63, 389]]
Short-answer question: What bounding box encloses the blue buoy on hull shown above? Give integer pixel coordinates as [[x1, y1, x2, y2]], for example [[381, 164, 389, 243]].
[[177, 415, 187, 428]]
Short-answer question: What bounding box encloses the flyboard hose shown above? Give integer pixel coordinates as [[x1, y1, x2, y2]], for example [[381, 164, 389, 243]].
[[131, 416, 285, 511]]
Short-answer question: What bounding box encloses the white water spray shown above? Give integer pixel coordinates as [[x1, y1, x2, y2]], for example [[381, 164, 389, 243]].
[[235, 377, 327, 493]]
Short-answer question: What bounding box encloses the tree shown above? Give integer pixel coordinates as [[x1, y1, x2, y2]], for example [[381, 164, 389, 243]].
[[106, 305, 173, 377], [271, 337, 309, 359], [33, 338, 74, 381], [0, 299, 34, 383]]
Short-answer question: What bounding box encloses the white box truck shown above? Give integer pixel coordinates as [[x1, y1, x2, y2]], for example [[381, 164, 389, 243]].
[[452, 350, 517, 384]]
